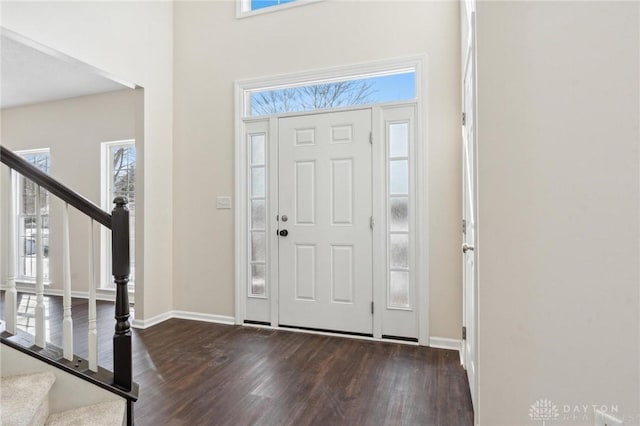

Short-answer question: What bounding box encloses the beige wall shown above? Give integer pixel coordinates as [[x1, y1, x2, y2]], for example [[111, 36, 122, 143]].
[[1, 1, 174, 320], [476, 1, 640, 424], [173, 0, 462, 338], [1, 90, 136, 293]]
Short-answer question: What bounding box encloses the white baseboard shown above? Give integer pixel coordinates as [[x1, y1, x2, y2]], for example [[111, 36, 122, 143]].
[[171, 310, 235, 325], [131, 311, 173, 329], [131, 310, 235, 329], [429, 336, 461, 352]]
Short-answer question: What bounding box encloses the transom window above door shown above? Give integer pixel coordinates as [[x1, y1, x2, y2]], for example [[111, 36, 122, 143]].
[[247, 71, 416, 117]]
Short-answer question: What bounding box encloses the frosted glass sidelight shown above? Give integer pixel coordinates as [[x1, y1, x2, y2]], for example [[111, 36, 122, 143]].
[[390, 197, 408, 232], [390, 234, 409, 269], [251, 232, 266, 262], [251, 263, 266, 296], [389, 123, 409, 158], [251, 134, 266, 165], [389, 160, 408, 195], [390, 270, 410, 308], [251, 199, 266, 230], [251, 167, 266, 197]]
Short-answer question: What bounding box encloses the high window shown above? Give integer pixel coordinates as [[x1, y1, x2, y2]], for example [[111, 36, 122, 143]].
[[15, 149, 50, 282], [101, 140, 136, 288], [251, 0, 296, 11], [237, 0, 319, 18]]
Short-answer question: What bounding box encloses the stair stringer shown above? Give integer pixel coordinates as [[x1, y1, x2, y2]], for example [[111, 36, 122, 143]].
[[1, 344, 127, 415]]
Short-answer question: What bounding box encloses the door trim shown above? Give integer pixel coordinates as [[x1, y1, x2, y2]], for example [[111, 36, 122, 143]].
[[234, 57, 429, 345], [461, 7, 479, 416]]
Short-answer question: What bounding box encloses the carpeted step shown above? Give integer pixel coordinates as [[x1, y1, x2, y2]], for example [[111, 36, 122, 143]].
[[44, 400, 126, 426], [1, 371, 56, 426]]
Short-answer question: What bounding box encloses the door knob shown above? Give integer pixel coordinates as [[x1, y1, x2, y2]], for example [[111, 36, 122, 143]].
[[279, 229, 288, 237], [462, 243, 474, 253]]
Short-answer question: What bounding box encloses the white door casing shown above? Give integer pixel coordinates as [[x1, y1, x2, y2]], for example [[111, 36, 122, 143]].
[[239, 104, 423, 340], [278, 109, 373, 334], [462, 10, 478, 411], [235, 58, 428, 343]]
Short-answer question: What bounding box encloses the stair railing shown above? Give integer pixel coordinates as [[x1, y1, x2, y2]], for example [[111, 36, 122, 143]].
[[1, 145, 135, 412]]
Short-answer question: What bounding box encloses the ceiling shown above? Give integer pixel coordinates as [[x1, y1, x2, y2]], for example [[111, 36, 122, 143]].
[[1, 32, 132, 109]]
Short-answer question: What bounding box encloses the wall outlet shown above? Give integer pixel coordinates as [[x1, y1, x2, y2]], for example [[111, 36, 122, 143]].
[[216, 196, 232, 209], [595, 410, 623, 426]]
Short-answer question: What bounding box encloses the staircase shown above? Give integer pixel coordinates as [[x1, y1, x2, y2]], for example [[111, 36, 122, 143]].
[[1, 146, 138, 424], [1, 372, 125, 426]]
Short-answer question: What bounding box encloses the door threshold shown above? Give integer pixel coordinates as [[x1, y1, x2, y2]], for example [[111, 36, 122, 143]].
[[242, 321, 419, 346], [279, 324, 373, 338]]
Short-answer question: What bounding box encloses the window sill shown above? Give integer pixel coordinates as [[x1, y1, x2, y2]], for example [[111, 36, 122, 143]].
[[16, 280, 53, 286]]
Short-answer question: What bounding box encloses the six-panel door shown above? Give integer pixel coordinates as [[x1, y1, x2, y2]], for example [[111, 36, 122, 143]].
[[278, 109, 373, 334]]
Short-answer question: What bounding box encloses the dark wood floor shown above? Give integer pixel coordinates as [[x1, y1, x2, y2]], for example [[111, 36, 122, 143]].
[[1, 293, 474, 425]]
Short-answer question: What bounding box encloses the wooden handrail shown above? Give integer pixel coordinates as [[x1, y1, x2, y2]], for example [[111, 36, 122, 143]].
[[0, 145, 111, 228]]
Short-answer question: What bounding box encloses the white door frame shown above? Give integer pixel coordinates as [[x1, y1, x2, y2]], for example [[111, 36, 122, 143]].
[[234, 56, 429, 345], [461, 6, 479, 416]]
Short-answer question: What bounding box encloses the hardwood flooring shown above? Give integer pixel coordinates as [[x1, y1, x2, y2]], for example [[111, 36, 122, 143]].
[[1, 293, 474, 425]]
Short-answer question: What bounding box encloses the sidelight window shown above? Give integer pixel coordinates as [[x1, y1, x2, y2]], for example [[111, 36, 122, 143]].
[[249, 133, 267, 297], [387, 122, 411, 309]]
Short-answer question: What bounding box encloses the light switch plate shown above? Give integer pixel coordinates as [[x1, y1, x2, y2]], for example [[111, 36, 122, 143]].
[[216, 196, 232, 209]]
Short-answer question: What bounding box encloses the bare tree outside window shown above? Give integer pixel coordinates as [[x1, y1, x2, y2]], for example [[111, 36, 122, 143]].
[[112, 147, 135, 206], [107, 143, 136, 287], [251, 80, 376, 116]]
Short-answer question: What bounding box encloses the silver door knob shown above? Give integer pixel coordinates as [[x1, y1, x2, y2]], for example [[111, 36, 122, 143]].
[[462, 243, 475, 253]]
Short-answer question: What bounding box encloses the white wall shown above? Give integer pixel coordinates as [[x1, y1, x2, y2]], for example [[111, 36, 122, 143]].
[[1, 1, 174, 320], [476, 2, 640, 424], [173, 0, 462, 339], [1, 90, 136, 294]]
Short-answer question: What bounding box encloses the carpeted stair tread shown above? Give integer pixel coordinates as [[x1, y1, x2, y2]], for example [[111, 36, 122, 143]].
[[1, 371, 56, 426], [44, 400, 125, 426]]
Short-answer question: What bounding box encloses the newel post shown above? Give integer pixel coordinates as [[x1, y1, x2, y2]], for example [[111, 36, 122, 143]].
[[112, 196, 132, 391]]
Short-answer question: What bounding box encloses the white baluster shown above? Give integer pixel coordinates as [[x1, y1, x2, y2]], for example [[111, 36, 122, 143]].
[[88, 218, 98, 372], [5, 171, 17, 334], [62, 203, 73, 361], [35, 185, 45, 347]]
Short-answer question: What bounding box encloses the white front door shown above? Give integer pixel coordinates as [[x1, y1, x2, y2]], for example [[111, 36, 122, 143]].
[[278, 109, 373, 334], [462, 14, 478, 410]]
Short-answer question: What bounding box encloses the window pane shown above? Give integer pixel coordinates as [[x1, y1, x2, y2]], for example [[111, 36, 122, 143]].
[[250, 134, 266, 165], [390, 271, 410, 308], [251, 231, 266, 262], [105, 142, 136, 287], [389, 123, 409, 158], [390, 197, 408, 232], [251, 167, 266, 197], [251, 263, 266, 296], [390, 234, 409, 269], [249, 72, 416, 116], [251, 199, 266, 230], [250, 0, 296, 11], [389, 160, 408, 195], [17, 150, 50, 281]]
